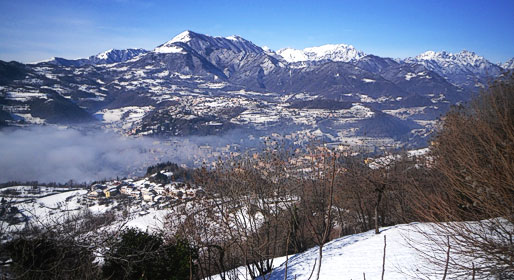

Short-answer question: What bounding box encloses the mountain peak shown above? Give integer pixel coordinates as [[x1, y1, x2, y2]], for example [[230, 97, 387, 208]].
[[154, 30, 198, 53], [154, 30, 263, 55], [502, 57, 514, 70], [460, 49, 473, 54], [33, 48, 148, 66], [406, 50, 503, 88], [415, 50, 481, 62], [416, 50, 448, 60], [226, 35, 244, 41], [96, 49, 115, 60], [277, 43, 366, 63], [165, 30, 250, 44], [90, 48, 148, 63], [168, 30, 198, 44]]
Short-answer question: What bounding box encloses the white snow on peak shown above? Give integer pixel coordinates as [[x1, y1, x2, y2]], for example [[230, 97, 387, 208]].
[[154, 30, 263, 55], [28, 57, 58, 64], [413, 50, 484, 66], [502, 57, 514, 70], [277, 44, 366, 63], [160, 31, 247, 46], [96, 49, 114, 59], [276, 48, 309, 62], [153, 31, 195, 53], [153, 30, 196, 53], [405, 50, 502, 79], [168, 30, 194, 44], [226, 35, 244, 41]]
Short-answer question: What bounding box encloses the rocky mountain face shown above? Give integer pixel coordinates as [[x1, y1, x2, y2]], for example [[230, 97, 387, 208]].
[[0, 30, 510, 147], [276, 44, 366, 63], [40, 48, 148, 67], [404, 50, 504, 91]]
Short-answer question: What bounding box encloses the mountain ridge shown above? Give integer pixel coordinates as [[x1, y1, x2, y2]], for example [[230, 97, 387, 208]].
[[277, 43, 366, 63], [0, 30, 511, 146], [502, 57, 514, 69], [28, 30, 511, 76], [36, 48, 148, 67], [404, 50, 504, 90]]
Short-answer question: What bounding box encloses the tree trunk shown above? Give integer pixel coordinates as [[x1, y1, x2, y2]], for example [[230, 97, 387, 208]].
[[374, 204, 379, 234], [381, 235, 386, 280], [315, 243, 323, 280], [375, 189, 383, 234], [442, 236, 450, 280]]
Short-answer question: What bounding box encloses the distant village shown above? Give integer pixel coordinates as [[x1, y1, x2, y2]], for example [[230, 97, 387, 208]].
[[86, 170, 205, 210], [145, 132, 400, 171]]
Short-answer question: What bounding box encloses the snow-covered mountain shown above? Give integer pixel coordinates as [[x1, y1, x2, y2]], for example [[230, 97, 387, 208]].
[[404, 50, 503, 89], [42, 48, 148, 67], [155, 30, 264, 55], [502, 57, 514, 70], [88, 48, 148, 64], [153, 30, 281, 79], [0, 30, 507, 145], [277, 44, 366, 63]]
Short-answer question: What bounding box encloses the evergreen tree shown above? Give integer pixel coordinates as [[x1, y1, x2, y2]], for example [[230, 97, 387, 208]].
[[102, 228, 198, 280]]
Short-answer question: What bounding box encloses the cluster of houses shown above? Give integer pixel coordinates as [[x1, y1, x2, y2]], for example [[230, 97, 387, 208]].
[[86, 172, 205, 208]]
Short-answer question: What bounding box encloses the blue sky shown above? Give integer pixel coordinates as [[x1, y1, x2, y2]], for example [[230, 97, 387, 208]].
[[1, 0, 513, 63]]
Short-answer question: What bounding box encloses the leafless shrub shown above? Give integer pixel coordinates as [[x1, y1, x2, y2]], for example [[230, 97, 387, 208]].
[[0, 209, 120, 279], [410, 74, 514, 279]]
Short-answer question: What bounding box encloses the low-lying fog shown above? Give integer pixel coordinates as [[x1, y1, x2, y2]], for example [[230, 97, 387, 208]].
[[0, 126, 255, 184]]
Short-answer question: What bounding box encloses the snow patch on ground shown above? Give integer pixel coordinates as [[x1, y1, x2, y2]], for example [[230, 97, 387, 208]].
[[12, 113, 45, 124], [361, 78, 376, 83], [405, 72, 430, 81], [5, 91, 47, 102], [154, 45, 187, 54], [96, 106, 153, 124], [349, 104, 374, 118]]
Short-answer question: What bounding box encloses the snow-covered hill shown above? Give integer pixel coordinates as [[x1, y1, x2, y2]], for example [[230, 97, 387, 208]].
[[212, 222, 490, 280], [267, 224, 438, 280]]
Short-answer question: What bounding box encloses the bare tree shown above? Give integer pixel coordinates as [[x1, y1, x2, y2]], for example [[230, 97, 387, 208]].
[[296, 147, 340, 280], [174, 146, 296, 280], [1, 208, 120, 280], [411, 74, 514, 278]]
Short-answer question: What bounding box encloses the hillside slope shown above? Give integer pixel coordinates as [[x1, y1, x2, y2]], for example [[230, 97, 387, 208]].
[[214, 223, 485, 280]]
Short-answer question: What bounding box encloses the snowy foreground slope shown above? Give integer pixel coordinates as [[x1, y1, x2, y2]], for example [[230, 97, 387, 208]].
[[212, 223, 461, 280]]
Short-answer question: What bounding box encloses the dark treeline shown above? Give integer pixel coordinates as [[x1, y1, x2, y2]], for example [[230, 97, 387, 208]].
[[146, 161, 194, 183], [0, 180, 88, 189]]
